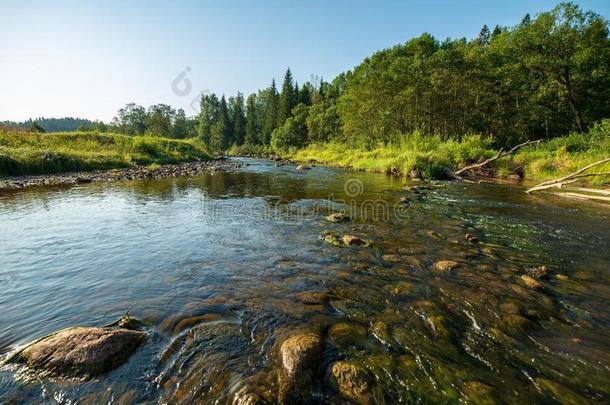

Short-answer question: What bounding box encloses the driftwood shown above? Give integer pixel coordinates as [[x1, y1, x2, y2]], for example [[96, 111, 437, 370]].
[[554, 192, 610, 203], [526, 158, 610, 193], [454, 139, 542, 176]]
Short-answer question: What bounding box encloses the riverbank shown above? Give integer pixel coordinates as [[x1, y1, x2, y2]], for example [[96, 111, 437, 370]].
[[283, 123, 610, 185], [0, 159, 239, 190], [0, 130, 211, 177]]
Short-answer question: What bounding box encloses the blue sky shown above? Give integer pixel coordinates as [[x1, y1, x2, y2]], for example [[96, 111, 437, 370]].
[[1, 0, 609, 122]]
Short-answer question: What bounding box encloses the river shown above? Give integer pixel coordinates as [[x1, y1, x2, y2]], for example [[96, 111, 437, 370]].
[[1, 158, 608, 403]]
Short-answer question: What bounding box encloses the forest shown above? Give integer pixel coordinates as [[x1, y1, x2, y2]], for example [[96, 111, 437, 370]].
[[104, 3, 610, 154]]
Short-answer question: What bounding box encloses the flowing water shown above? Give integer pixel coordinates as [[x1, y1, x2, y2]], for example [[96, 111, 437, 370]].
[[0, 158, 608, 404]]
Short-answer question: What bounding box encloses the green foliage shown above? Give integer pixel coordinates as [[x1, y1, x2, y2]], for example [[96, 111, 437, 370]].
[[271, 104, 309, 151], [288, 124, 609, 183], [0, 129, 210, 176]]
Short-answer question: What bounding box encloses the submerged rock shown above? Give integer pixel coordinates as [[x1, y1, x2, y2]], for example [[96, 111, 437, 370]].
[[342, 235, 373, 247], [326, 212, 351, 223], [433, 260, 459, 272], [9, 324, 146, 379], [328, 361, 384, 405], [520, 275, 543, 290], [526, 265, 549, 279], [328, 322, 367, 345], [278, 333, 323, 403], [461, 381, 497, 405], [321, 232, 344, 247], [320, 232, 372, 247], [535, 378, 587, 405]]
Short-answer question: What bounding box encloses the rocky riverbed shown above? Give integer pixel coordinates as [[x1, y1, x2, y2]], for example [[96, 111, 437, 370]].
[[0, 158, 240, 190], [0, 158, 608, 403]]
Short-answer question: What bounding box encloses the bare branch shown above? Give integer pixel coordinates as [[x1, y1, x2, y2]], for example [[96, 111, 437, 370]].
[[454, 139, 542, 176], [526, 158, 610, 193]]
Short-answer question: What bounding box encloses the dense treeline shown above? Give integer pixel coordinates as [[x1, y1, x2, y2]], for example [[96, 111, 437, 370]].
[[1, 117, 95, 133], [21, 3, 607, 151], [191, 2, 609, 152]]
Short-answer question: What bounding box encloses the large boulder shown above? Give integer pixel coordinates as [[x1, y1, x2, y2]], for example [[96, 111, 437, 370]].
[[278, 333, 324, 403], [9, 325, 146, 379]]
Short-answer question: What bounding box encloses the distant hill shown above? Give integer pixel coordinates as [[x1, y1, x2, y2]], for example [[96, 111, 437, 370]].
[[0, 117, 96, 132]]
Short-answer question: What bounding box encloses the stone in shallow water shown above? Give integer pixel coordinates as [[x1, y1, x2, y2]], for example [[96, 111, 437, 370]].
[[11, 326, 146, 379], [342, 235, 373, 247], [520, 274, 543, 290], [326, 212, 351, 223], [527, 265, 549, 279], [433, 260, 459, 272], [328, 322, 367, 345], [320, 232, 343, 246], [278, 333, 323, 403], [328, 361, 384, 405]]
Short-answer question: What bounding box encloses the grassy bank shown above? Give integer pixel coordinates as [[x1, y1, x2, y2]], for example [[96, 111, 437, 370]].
[[0, 129, 211, 177], [285, 121, 610, 184]]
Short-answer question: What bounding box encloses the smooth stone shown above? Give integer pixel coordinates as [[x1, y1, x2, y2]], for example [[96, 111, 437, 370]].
[[295, 165, 311, 171], [278, 333, 323, 403], [11, 326, 146, 379]]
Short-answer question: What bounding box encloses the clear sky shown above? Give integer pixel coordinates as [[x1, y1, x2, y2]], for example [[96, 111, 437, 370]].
[[1, 0, 609, 122]]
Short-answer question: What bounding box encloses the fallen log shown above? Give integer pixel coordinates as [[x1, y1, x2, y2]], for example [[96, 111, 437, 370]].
[[526, 158, 610, 193], [454, 139, 542, 177], [554, 192, 610, 203]]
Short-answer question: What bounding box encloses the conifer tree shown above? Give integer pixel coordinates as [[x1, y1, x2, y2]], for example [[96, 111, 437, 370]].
[[278, 68, 295, 125], [245, 93, 258, 145]]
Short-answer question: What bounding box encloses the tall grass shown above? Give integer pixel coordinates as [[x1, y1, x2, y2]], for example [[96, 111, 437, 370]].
[[0, 129, 211, 176], [287, 122, 610, 183]]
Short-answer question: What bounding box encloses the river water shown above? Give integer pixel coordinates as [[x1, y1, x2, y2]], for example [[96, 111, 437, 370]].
[[0, 158, 608, 404]]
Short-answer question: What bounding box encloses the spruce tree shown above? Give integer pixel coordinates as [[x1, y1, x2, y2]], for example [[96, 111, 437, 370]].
[[245, 93, 258, 145], [230, 92, 246, 146], [262, 79, 278, 145], [278, 68, 295, 125]]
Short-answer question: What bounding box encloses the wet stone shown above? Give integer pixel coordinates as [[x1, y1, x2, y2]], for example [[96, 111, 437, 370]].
[[433, 260, 459, 272], [326, 212, 351, 223], [328, 361, 384, 405], [329, 322, 368, 345], [10, 326, 146, 379], [342, 235, 373, 247], [278, 332, 324, 403], [520, 275, 543, 290], [321, 232, 343, 247]]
